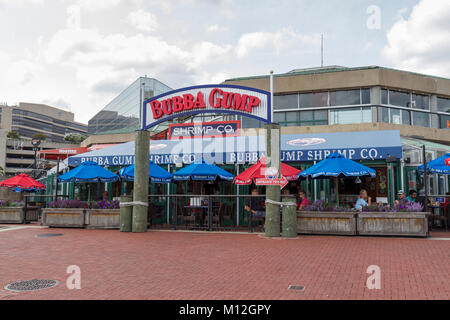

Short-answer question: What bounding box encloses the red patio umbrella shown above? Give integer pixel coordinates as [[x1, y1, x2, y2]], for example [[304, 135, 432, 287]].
[[0, 173, 45, 190], [234, 157, 301, 185]]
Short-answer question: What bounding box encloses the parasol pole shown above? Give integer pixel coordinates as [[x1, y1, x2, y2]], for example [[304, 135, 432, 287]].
[[336, 177, 339, 206]]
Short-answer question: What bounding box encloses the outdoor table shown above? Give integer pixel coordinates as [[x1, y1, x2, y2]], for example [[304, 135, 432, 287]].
[[429, 205, 445, 228], [184, 204, 219, 229]]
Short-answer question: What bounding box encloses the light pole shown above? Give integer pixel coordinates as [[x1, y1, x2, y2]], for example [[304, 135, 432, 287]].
[[31, 138, 41, 178]]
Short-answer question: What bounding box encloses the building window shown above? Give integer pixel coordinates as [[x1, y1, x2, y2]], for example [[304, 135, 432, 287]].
[[330, 107, 369, 125], [412, 111, 430, 127], [437, 97, 450, 113], [361, 88, 371, 105], [273, 94, 298, 110], [378, 107, 389, 123], [381, 89, 388, 104], [274, 110, 328, 127], [402, 110, 411, 125], [440, 114, 450, 129], [411, 93, 429, 110], [241, 116, 263, 129], [389, 90, 410, 108], [329, 89, 360, 106], [299, 92, 328, 108]]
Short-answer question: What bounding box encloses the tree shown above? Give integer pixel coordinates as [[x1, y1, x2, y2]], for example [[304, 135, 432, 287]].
[[0, 166, 4, 176], [64, 133, 86, 144], [32, 133, 47, 141], [7, 130, 20, 139]]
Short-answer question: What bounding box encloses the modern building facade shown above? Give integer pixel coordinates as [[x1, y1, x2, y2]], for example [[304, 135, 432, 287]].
[[88, 77, 173, 135], [0, 102, 88, 178], [223, 65, 450, 199]]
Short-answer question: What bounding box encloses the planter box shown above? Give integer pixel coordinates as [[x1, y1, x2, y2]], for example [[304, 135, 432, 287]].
[[357, 212, 429, 237], [42, 208, 85, 228], [297, 212, 357, 235], [0, 207, 24, 223], [85, 209, 120, 229]]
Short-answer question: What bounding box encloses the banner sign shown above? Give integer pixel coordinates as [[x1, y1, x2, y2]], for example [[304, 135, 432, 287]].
[[68, 131, 403, 166], [255, 177, 289, 189], [168, 121, 240, 140], [142, 85, 271, 129]]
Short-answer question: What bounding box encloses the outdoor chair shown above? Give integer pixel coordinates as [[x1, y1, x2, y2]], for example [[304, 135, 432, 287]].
[[147, 202, 163, 227], [219, 202, 234, 228]]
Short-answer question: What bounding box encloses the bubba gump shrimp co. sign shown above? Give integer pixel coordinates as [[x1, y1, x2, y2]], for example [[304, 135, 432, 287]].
[[141, 85, 271, 130]]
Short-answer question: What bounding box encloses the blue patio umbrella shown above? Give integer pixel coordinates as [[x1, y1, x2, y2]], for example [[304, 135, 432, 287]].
[[298, 153, 376, 205], [172, 159, 234, 181], [58, 161, 119, 183], [418, 153, 450, 175], [119, 160, 173, 183]]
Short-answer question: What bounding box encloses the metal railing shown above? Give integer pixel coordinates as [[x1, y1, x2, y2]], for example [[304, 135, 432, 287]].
[[147, 194, 295, 233], [22, 194, 70, 224]]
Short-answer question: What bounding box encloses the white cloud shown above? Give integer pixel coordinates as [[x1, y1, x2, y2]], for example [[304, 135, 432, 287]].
[[127, 9, 158, 33], [0, 0, 44, 7], [205, 24, 228, 33], [383, 0, 450, 78], [236, 27, 319, 59], [75, 0, 121, 12]]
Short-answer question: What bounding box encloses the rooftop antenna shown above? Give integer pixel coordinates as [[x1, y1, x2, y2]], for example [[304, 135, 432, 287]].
[[321, 34, 324, 67]]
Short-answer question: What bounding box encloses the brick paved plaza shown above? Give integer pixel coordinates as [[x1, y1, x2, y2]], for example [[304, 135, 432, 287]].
[[0, 225, 449, 300]]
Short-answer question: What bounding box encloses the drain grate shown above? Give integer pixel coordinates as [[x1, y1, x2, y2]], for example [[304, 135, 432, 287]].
[[4, 279, 58, 292], [288, 285, 305, 291], [36, 233, 63, 238]]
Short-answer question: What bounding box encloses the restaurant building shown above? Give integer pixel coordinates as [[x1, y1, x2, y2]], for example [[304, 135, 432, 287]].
[[40, 66, 450, 226], [223, 65, 450, 200]]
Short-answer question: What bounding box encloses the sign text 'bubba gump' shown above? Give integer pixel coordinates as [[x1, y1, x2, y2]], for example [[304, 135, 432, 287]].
[[142, 85, 271, 130]]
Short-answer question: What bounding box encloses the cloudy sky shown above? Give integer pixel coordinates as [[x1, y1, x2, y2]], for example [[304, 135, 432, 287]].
[[0, 0, 449, 124]]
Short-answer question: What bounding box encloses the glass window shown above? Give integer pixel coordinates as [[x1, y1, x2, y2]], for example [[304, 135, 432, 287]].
[[300, 111, 313, 121], [274, 94, 298, 110], [299, 92, 328, 108], [378, 107, 389, 123], [440, 114, 450, 129], [361, 107, 372, 123], [389, 90, 410, 107], [285, 111, 299, 122], [330, 107, 362, 125], [411, 93, 429, 110], [361, 89, 371, 105], [241, 116, 263, 129], [402, 110, 411, 125], [273, 112, 285, 123], [437, 97, 450, 113], [315, 110, 328, 121], [329, 89, 360, 106], [412, 111, 430, 127], [390, 108, 401, 124], [381, 89, 388, 104]]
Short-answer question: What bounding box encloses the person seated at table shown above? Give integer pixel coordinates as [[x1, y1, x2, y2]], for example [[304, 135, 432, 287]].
[[244, 188, 266, 220], [354, 189, 371, 211], [406, 190, 417, 203], [297, 190, 311, 210], [394, 190, 407, 206]]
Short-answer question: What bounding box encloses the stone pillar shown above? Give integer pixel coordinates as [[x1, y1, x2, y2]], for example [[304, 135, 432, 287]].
[[132, 130, 150, 233], [282, 196, 297, 238], [120, 195, 132, 232], [264, 123, 281, 237]]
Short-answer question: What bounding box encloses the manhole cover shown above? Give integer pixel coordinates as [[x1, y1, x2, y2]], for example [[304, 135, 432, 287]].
[[4, 279, 58, 292], [288, 285, 305, 291], [35, 233, 63, 238]]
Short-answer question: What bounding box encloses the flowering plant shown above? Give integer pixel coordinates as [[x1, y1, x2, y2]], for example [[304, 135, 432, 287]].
[[0, 200, 24, 207], [87, 200, 120, 210], [302, 200, 353, 212], [48, 199, 85, 208]]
